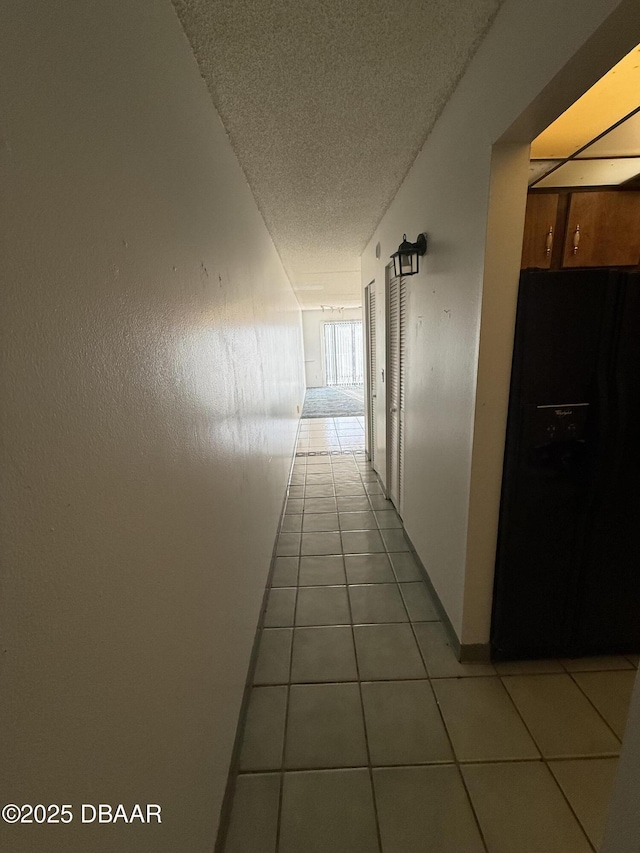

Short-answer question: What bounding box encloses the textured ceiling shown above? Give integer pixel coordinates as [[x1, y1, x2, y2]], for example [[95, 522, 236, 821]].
[[172, 0, 502, 308]]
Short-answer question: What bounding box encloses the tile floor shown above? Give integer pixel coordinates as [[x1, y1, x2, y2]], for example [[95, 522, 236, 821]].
[[294, 415, 365, 453], [222, 417, 636, 853]]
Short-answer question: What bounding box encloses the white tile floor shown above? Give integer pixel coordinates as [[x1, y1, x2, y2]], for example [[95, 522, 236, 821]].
[[222, 417, 636, 853], [294, 416, 366, 453]]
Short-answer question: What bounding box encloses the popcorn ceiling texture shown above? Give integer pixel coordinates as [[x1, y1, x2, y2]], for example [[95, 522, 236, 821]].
[[172, 0, 502, 308]]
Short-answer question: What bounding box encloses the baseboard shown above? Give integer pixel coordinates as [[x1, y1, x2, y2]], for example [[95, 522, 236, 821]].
[[458, 642, 492, 663], [401, 530, 491, 664]]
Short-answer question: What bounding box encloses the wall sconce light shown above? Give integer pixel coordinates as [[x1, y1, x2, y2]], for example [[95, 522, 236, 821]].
[[390, 233, 427, 277]]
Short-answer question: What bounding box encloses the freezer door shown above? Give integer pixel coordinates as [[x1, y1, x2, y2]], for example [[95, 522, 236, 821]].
[[491, 269, 622, 660], [492, 403, 592, 659]]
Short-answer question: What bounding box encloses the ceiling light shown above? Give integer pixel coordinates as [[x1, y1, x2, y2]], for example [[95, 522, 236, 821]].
[[528, 160, 563, 185], [390, 233, 427, 277], [575, 109, 640, 158], [530, 43, 640, 159], [534, 158, 640, 188]]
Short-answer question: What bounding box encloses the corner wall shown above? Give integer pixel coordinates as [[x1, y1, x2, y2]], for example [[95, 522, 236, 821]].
[[0, 2, 304, 851], [361, 0, 639, 642]]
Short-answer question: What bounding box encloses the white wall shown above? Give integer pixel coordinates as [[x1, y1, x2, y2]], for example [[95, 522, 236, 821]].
[[0, 2, 304, 852], [601, 672, 640, 851], [302, 308, 363, 387], [361, 0, 640, 643]]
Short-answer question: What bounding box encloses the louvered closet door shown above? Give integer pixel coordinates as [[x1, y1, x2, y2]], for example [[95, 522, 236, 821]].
[[386, 272, 407, 515], [365, 285, 377, 467], [397, 277, 407, 516], [387, 274, 400, 510]]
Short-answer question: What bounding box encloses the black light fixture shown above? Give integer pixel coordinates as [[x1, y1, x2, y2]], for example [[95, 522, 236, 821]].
[[390, 233, 428, 277]]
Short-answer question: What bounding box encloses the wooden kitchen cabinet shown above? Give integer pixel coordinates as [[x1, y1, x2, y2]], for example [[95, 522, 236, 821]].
[[561, 191, 640, 268], [521, 193, 559, 269]]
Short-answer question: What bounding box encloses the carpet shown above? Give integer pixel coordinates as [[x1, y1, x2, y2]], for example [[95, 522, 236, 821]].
[[301, 385, 365, 418]]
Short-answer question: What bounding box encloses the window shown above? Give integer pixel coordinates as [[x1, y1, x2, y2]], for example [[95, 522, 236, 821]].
[[323, 321, 364, 386]]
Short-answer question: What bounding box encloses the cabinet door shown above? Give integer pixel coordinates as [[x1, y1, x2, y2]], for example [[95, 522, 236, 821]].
[[521, 193, 559, 268], [562, 191, 640, 267]]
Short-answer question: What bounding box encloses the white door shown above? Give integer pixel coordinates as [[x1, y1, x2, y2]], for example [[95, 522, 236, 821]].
[[364, 284, 377, 467], [386, 268, 407, 514], [398, 275, 407, 513]]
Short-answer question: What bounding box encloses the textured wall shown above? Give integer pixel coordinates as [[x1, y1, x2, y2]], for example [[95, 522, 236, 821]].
[[0, 2, 303, 851], [361, 0, 637, 642]]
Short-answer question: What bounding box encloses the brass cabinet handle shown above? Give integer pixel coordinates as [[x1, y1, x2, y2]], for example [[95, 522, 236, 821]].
[[545, 226, 553, 256], [572, 224, 581, 255]]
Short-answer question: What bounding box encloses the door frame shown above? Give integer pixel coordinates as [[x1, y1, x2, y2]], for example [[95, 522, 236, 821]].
[[364, 283, 375, 465]]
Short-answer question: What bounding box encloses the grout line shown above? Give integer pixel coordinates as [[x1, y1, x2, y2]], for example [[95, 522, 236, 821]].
[[344, 546, 384, 853], [400, 593, 491, 851], [434, 686, 492, 853], [217, 418, 302, 853], [235, 752, 622, 776], [495, 675, 544, 757], [270, 762, 382, 774], [273, 532, 301, 852], [564, 669, 625, 745], [495, 672, 601, 852], [349, 548, 495, 848], [393, 575, 488, 851], [546, 762, 599, 853], [273, 421, 306, 853], [453, 755, 491, 853], [288, 445, 378, 851]]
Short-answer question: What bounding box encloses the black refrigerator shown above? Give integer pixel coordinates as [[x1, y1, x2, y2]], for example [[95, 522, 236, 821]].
[[491, 268, 640, 660]]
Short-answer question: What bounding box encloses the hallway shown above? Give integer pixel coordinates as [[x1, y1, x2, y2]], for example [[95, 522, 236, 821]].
[[4, 4, 640, 852], [221, 418, 636, 852]]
